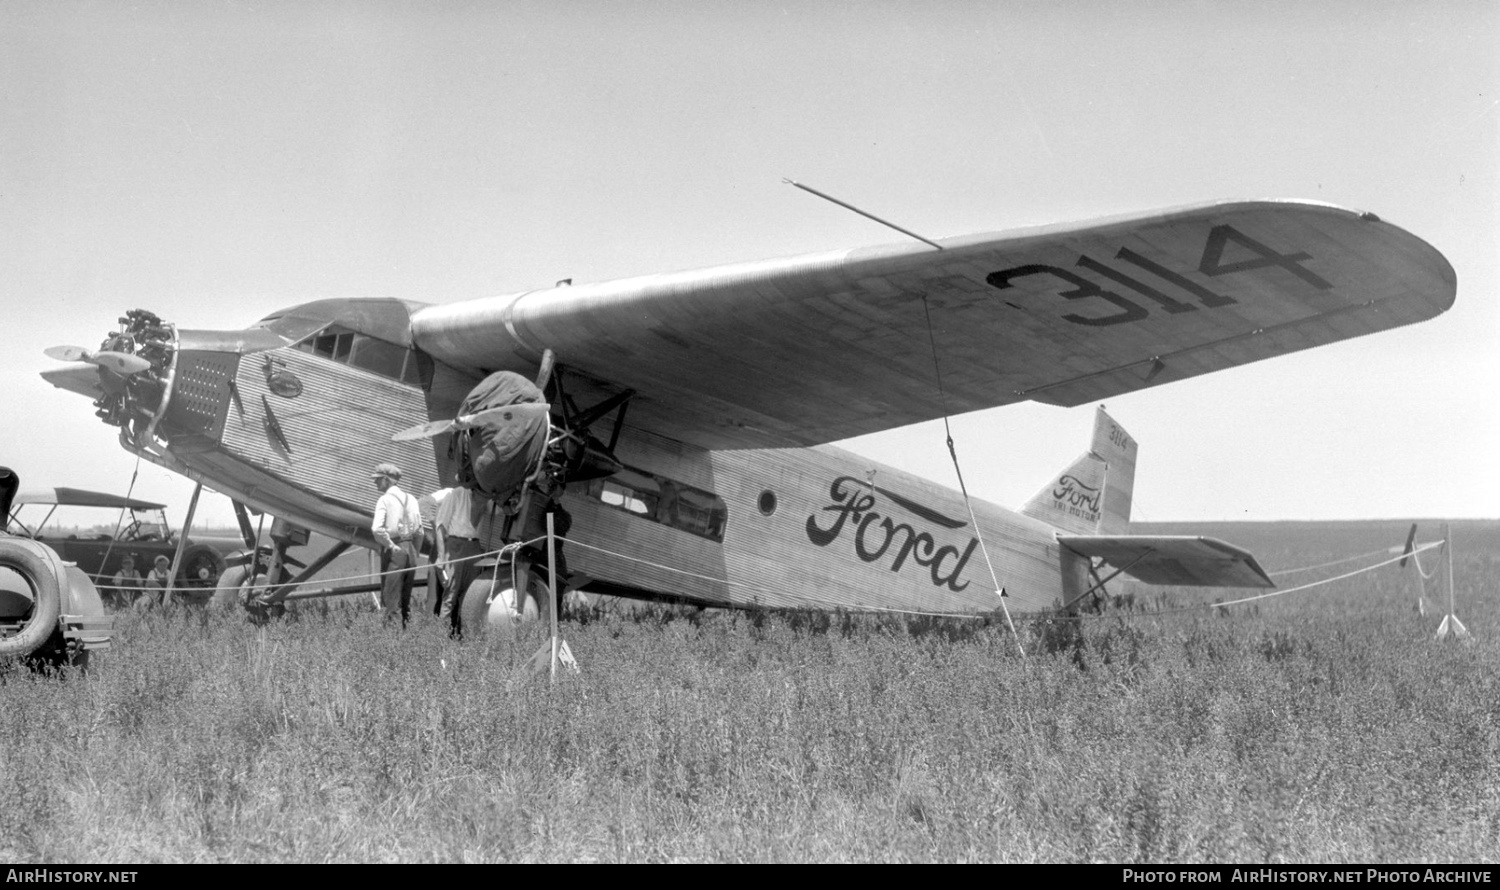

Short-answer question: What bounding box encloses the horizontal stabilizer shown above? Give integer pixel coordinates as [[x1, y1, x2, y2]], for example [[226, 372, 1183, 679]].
[[1058, 534, 1275, 588]]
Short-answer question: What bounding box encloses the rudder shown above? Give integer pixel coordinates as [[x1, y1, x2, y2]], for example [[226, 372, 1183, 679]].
[[1092, 407, 1137, 534], [1021, 406, 1137, 535]]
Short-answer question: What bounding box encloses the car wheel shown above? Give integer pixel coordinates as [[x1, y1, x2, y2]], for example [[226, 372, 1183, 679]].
[[0, 540, 63, 661], [180, 546, 227, 589]]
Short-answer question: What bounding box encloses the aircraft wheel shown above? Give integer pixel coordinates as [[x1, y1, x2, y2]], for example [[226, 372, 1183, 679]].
[[210, 565, 270, 609], [0, 540, 63, 661], [456, 568, 543, 637]]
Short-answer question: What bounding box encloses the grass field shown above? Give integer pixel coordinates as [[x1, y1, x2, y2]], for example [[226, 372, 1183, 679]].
[[2, 520, 1496, 863]]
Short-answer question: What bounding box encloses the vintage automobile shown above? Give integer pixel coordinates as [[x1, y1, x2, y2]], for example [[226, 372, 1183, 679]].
[[3, 486, 242, 606], [0, 467, 113, 667]]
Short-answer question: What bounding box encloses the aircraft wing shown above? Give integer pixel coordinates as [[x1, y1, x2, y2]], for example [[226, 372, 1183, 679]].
[[410, 200, 1455, 450], [1058, 534, 1275, 588]]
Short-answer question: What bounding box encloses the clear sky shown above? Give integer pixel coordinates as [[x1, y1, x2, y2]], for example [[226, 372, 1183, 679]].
[[3, 1, 1496, 528]]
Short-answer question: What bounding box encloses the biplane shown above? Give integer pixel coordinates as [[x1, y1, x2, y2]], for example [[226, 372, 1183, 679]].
[[41, 200, 1456, 627]]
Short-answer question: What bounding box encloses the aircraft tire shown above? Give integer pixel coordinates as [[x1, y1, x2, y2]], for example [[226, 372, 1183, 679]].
[[210, 565, 269, 609], [456, 568, 541, 637], [0, 539, 63, 661]]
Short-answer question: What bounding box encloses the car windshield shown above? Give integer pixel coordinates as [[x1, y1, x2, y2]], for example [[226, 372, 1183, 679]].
[[10, 504, 171, 542]]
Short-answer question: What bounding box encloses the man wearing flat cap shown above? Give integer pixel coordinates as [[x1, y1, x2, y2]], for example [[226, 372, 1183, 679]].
[[371, 462, 423, 626]]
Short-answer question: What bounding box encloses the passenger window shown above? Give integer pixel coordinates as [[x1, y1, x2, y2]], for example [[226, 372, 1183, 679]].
[[599, 480, 653, 516], [587, 468, 726, 541]]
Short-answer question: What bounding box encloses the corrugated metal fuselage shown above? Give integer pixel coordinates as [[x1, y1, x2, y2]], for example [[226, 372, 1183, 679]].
[[153, 344, 1073, 614]]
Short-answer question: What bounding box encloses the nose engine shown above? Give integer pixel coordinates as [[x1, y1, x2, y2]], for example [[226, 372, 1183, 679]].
[[90, 310, 177, 442]]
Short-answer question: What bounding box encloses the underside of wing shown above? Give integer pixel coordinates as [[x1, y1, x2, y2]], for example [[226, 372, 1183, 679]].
[[410, 200, 1455, 450], [1058, 534, 1275, 588]]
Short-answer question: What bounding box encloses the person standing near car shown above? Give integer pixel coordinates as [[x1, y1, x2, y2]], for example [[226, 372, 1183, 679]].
[[371, 462, 422, 627]]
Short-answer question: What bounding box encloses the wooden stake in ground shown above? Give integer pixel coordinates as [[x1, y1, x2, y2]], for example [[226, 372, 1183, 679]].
[[1435, 522, 1470, 641], [528, 510, 579, 677]]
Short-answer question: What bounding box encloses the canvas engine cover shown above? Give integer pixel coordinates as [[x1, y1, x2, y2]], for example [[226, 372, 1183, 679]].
[[454, 371, 549, 500]]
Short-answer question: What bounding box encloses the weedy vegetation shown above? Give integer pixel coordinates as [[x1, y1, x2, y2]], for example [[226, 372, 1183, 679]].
[[2, 521, 1497, 863]]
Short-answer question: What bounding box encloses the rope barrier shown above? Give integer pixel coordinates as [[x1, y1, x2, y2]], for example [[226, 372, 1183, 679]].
[[1117, 541, 1446, 618], [1267, 546, 1398, 577], [223, 537, 549, 595], [1407, 540, 1443, 581], [91, 536, 547, 597], [102, 520, 1450, 629]]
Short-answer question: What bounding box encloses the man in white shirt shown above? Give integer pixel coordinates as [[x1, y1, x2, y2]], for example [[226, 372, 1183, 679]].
[[433, 484, 496, 634], [417, 487, 447, 618], [370, 462, 423, 626]]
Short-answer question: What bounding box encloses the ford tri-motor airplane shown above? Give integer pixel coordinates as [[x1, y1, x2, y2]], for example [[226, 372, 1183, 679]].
[[42, 200, 1456, 625]]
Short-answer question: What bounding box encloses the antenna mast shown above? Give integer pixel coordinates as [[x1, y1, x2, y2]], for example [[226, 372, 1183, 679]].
[[782, 179, 944, 250]]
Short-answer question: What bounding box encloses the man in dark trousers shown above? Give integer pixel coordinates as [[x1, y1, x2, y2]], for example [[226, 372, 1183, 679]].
[[370, 462, 422, 626]]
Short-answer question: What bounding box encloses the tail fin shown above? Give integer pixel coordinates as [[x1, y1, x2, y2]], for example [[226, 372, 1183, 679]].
[[1021, 406, 1138, 535]]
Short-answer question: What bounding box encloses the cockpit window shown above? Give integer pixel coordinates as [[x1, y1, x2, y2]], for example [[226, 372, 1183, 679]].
[[402, 351, 433, 387], [293, 325, 430, 388], [261, 315, 334, 343], [349, 336, 406, 379], [310, 329, 355, 362]]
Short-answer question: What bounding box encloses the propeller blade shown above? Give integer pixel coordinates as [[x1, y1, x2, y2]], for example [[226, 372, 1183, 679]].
[[390, 402, 551, 442], [460, 403, 552, 428], [44, 345, 152, 375], [44, 345, 91, 362], [391, 418, 460, 442], [94, 351, 153, 375]]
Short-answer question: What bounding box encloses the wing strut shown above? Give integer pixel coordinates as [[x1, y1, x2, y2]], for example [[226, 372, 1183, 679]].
[[914, 292, 1026, 655], [1064, 553, 1150, 611]]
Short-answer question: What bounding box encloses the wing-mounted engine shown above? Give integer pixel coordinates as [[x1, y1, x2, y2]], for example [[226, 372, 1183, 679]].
[[442, 365, 629, 504], [543, 364, 630, 486], [450, 371, 553, 501], [400, 361, 630, 554]]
